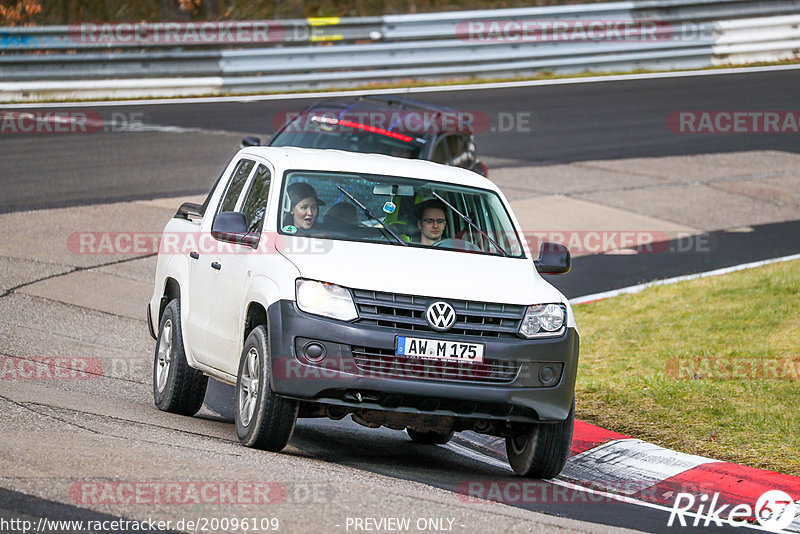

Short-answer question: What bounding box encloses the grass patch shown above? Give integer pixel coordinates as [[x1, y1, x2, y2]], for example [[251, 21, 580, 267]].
[[573, 259, 800, 476]]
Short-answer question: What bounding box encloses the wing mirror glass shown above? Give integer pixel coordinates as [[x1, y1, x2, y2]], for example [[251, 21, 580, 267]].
[[211, 212, 258, 248], [240, 136, 261, 148], [534, 242, 571, 274]]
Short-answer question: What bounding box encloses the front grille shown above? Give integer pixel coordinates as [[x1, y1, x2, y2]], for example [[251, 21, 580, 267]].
[[352, 346, 521, 384], [352, 289, 525, 338]]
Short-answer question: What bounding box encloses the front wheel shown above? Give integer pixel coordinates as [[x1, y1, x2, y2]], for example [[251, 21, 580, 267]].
[[152, 299, 208, 415], [505, 401, 574, 478], [406, 428, 455, 445], [235, 325, 298, 451]]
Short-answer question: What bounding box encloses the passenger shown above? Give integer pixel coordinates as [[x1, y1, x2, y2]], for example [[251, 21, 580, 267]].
[[416, 199, 448, 246], [285, 182, 325, 230], [324, 201, 359, 225]]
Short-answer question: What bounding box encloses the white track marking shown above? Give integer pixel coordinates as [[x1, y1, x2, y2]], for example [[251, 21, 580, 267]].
[[561, 439, 719, 494], [571, 253, 800, 305]]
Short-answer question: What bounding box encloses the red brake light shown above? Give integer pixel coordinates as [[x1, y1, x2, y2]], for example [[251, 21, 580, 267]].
[[311, 115, 413, 143]]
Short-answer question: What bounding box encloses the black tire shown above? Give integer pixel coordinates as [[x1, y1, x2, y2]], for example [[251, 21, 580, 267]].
[[406, 428, 455, 445], [153, 299, 208, 415], [505, 401, 574, 478], [235, 325, 298, 451]]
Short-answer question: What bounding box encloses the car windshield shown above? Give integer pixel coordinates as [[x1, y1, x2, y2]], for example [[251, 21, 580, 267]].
[[270, 114, 426, 159], [278, 170, 525, 257]]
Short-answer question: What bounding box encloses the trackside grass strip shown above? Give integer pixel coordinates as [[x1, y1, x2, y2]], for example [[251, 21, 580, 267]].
[[573, 259, 800, 476]]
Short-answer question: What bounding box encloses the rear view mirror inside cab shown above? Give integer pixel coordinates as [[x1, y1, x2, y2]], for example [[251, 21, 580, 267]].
[[372, 184, 415, 196]]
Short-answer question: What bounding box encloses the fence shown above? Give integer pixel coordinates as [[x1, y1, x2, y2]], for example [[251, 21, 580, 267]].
[[1, 0, 799, 101]]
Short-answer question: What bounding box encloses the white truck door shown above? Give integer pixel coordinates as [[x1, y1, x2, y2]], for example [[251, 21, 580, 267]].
[[186, 157, 256, 367], [205, 161, 272, 374]]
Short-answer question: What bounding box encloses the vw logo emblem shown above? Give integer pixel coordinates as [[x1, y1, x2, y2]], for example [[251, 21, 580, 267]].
[[425, 301, 456, 331]]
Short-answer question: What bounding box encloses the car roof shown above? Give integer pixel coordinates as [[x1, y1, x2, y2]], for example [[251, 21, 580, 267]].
[[295, 95, 475, 135], [240, 146, 497, 191], [307, 95, 452, 113]]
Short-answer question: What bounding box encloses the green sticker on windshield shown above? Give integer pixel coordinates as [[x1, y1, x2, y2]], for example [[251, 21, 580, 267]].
[[282, 225, 297, 234]]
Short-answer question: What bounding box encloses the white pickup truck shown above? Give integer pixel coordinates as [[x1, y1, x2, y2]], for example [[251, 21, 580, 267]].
[[148, 147, 578, 478]]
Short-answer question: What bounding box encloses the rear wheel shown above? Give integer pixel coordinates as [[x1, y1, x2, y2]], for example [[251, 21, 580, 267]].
[[406, 428, 455, 445], [505, 401, 574, 478], [235, 325, 298, 451], [152, 299, 208, 415]]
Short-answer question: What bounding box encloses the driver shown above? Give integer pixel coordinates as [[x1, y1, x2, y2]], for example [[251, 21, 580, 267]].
[[285, 181, 325, 231], [416, 199, 447, 246]]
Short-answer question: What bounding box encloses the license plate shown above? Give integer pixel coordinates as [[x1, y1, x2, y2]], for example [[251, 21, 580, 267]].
[[395, 336, 484, 364]]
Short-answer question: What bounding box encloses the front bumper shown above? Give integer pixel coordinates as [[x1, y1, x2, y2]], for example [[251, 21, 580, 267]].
[[267, 300, 578, 423]]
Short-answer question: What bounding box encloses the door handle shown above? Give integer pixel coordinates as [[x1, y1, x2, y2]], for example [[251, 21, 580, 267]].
[[189, 251, 199, 260], [211, 262, 221, 270]]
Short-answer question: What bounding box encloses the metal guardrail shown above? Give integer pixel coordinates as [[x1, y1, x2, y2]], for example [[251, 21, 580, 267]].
[[1, 0, 799, 101], [0, 17, 383, 51], [381, 0, 800, 38]]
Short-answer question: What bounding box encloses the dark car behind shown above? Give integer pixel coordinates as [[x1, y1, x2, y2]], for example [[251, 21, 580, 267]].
[[260, 95, 488, 176]]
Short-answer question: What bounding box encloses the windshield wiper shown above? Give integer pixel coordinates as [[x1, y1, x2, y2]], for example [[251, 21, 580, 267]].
[[432, 192, 510, 257], [336, 186, 408, 247]]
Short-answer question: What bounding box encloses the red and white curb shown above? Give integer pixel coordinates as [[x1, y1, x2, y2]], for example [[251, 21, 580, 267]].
[[456, 421, 800, 532], [567, 422, 800, 532]]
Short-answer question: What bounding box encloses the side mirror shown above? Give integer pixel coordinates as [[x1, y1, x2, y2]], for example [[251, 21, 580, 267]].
[[211, 212, 258, 248], [174, 201, 203, 220], [534, 242, 571, 274], [241, 136, 261, 148]]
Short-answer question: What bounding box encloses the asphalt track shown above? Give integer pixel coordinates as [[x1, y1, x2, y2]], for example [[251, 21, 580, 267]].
[[549, 218, 800, 298], [2, 68, 799, 213], [2, 69, 799, 533]]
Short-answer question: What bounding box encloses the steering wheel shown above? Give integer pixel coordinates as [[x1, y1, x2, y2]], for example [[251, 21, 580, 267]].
[[433, 238, 482, 251]]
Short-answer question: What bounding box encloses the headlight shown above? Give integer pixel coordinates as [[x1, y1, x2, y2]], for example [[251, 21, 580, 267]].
[[518, 303, 566, 339], [295, 279, 358, 322]]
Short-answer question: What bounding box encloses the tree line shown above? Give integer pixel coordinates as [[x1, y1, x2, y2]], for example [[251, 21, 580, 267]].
[[2, 0, 602, 25]]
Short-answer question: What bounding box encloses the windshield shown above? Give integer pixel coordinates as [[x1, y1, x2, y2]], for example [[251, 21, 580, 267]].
[[278, 170, 525, 257], [270, 114, 425, 159]]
